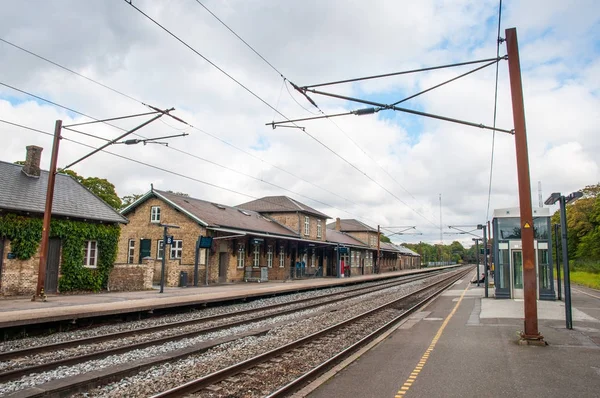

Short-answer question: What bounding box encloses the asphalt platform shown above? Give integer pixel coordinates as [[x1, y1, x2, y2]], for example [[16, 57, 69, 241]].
[[303, 271, 600, 398]]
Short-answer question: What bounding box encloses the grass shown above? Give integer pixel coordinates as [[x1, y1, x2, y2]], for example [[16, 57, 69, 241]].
[[569, 271, 600, 290]]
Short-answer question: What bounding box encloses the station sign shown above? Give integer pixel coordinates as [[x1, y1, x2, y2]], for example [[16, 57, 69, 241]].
[[338, 247, 349, 254], [166, 235, 174, 245], [198, 236, 214, 249]]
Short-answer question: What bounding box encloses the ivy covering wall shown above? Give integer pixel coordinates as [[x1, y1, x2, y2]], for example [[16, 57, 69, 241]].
[[0, 213, 120, 292]]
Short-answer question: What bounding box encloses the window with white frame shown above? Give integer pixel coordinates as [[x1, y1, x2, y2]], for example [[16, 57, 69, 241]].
[[83, 241, 98, 268], [253, 243, 260, 268], [311, 249, 316, 267], [127, 239, 135, 264], [370, 235, 375, 246], [267, 245, 273, 268], [237, 244, 245, 268], [317, 220, 322, 238], [279, 246, 285, 268], [157, 240, 164, 259], [170, 240, 182, 259], [304, 216, 310, 236], [150, 206, 161, 223]]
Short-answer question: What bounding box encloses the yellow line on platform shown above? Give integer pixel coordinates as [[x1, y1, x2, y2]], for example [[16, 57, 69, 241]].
[[392, 283, 470, 397]]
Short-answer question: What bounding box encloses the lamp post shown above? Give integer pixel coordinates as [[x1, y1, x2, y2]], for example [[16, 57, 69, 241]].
[[554, 223, 561, 301], [472, 238, 482, 287], [159, 223, 180, 294], [477, 224, 489, 298], [545, 191, 582, 329]]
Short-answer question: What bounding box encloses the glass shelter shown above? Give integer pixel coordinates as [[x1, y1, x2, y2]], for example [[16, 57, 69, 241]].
[[492, 207, 555, 300]]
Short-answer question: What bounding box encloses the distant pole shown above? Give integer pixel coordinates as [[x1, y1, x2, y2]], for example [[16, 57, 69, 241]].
[[205, 248, 210, 286], [475, 239, 481, 287], [36, 120, 62, 299], [160, 226, 168, 293], [554, 223, 561, 300], [377, 225, 381, 274], [483, 228, 489, 298], [559, 196, 573, 329], [506, 27, 540, 340], [439, 193, 443, 245]]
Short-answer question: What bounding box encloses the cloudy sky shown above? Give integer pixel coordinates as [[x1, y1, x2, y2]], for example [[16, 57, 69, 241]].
[[1, 0, 598, 246]]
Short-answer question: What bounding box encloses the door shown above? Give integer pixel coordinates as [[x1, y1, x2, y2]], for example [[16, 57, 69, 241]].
[[139, 239, 151, 263], [511, 250, 524, 299], [45, 238, 61, 294], [0, 238, 4, 288], [218, 253, 228, 283]]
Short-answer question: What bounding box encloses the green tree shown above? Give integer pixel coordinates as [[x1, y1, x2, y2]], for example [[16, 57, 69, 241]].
[[121, 193, 143, 208], [380, 234, 391, 243], [63, 170, 122, 210]]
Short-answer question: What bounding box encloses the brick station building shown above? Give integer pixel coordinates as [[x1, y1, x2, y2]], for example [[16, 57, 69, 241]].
[[0, 146, 127, 296]]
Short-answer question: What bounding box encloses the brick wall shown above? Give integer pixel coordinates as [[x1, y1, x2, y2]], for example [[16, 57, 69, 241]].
[[119, 196, 206, 266], [264, 212, 327, 242], [108, 260, 154, 291]]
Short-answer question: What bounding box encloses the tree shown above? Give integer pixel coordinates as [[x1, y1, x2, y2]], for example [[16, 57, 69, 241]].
[[121, 193, 143, 208], [14, 160, 26, 165], [63, 170, 122, 210], [380, 234, 391, 243]]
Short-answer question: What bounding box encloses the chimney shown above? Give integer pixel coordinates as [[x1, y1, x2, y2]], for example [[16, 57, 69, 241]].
[[22, 145, 43, 178], [335, 217, 341, 231]]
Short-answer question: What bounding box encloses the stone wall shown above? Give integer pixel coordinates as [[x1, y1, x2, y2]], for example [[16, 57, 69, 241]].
[[108, 260, 154, 291], [0, 239, 60, 296]]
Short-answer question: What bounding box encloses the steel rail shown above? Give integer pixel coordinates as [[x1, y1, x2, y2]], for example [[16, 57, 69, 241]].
[[0, 270, 436, 360], [0, 272, 441, 383], [150, 267, 471, 397], [266, 267, 472, 397]]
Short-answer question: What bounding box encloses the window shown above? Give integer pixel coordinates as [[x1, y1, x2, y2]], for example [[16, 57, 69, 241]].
[[253, 243, 260, 268], [311, 249, 316, 267], [317, 220, 322, 238], [237, 244, 245, 268], [267, 245, 273, 268], [279, 246, 285, 268], [170, 240, 182, 259], [370, 235, 376, 246], [150, 206, 161, 223], [157, 240, 164, 260], [127, 239, 135, 264], [304, 216, 310, 236], [83, 241, 98, 268]]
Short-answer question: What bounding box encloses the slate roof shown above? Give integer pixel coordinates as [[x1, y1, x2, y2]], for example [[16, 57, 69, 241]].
[[237, 196, 330, 219], [326, 218, 378, 232], [325, 229, 369, 247], [0, 161, 127, 224], [397, 245, 421, 256], [380, 241, 402, 253], [124, 190, 299, 237]]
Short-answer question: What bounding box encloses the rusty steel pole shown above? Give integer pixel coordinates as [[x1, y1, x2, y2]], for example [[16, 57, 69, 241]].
[[506, 27, 542, 341], [36, 120, 62, 299]]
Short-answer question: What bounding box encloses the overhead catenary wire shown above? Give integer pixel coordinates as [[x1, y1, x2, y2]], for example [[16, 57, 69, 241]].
[[189, 2, 442, 225], [302, 56, 506, 89], [123, 0, 442, 228], [486, 0, 503, 221], [0, 117, 392, 229]]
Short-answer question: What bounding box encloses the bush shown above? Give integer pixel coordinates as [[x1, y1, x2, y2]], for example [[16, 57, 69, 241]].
[[571, 259, 600, 274]]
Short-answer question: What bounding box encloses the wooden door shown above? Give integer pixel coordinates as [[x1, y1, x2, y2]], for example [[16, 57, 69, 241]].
[[45, 238, 61, 294], [139, 239, 151, 263], [218, 253, 228, 283]]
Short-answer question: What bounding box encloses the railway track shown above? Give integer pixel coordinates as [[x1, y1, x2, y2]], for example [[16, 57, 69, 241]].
[[0, 269, 457, 396], [148, 267, 471, 398]]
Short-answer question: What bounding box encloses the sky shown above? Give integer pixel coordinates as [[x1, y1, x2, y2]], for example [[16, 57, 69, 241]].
[[1, 0, 598, 247]]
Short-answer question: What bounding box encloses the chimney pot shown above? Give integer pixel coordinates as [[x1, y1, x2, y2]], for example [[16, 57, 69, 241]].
[[335, 217, 341, 231], [22, 146, 43, 178]]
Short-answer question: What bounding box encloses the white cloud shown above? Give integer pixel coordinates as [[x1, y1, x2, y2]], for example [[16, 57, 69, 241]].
[[0, 0, 598, 248]]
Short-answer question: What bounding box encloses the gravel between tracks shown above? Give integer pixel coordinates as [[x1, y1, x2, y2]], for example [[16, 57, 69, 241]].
[[0, 278, 402, 353], [75, 274, 451, 397], [0, 277, 422, 373]]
